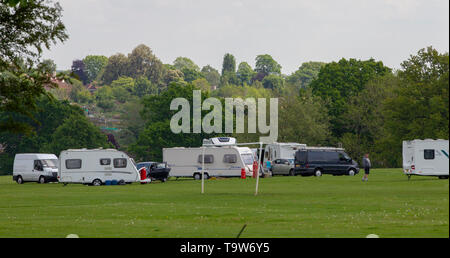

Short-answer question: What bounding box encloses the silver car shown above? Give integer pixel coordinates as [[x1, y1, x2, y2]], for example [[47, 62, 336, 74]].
[[271, 158, 296, 176]]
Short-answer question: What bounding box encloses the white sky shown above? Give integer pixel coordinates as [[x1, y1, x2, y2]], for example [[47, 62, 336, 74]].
[[42, 0, 449, 74]]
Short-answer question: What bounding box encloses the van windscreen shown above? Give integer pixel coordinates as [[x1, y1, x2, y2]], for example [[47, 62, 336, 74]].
[[42, 159, 58, 168]]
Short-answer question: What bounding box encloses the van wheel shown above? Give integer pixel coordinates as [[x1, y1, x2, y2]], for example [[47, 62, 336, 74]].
[[314, 169, 322, 177], [193, 173, 201, 180], [438, 176, 449, 180], [161, 177, 167, 183], [39, 176, 46, 184], [16, 176, 24, 184], [289, 169, 295, 176], [348, 169, 356, 176], [92, 179, 102, 186]]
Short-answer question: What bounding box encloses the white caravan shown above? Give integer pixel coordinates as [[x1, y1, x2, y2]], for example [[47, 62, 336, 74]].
[[13, 153, 59, 184], [163, 146, 255, 179], [262, 142, 306, 172], [403, 139, 449, 179], [58, 148, 141, 185]]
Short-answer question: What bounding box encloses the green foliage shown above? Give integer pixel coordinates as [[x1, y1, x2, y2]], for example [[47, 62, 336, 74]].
[[261, 74, 284, 92], [381, 47, 449, 166], [94, 86, 115, 111], [101, 53, 129, 85], [173, 57, 200, 71], [237, 62, 255, 86], [287, 61, 325, 89], [134, 76, 157, 97], [278, 87, 330, 145], [201, 65, 220, 86], [83, 55, 108, 83], [48, 114, 110, 154], [130, 83, 218, 161], [221, 53, 236, 75], [0, 97, 109, 174], [255, 54, 282, 78], [181, 67, 204, 83], [309, 58, 391, 137], [0, 0, 67, 133], [127, 44, 164, 85]]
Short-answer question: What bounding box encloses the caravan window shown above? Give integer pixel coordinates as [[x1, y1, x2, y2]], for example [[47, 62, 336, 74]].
[[100, 158, 111, 165], [223, 154, 237, 163], [66, 159, 82, 169], [114, 158, 127, 168], [424, 149, 435, 160], [198, 155, 214, 164]]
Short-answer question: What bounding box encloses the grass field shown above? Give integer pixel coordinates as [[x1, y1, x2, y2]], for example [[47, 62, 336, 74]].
[[0, 168, 448, 238]]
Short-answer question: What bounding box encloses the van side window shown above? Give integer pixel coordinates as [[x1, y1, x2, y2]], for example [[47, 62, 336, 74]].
[[114, 158, 127, 168], [198, 155, 214, 164], [34, 160, 43, 171], [424, 149, 435, 160], [223, 154, 237, 163], [309, 151, 324, 162], [66, 159, 82, 169], [100, 158, 111, 165]]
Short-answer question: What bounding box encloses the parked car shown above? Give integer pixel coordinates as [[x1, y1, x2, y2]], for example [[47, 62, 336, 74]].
[[271, 158, 296, 176], [136, 162, 171, 182], [294, 147, 359, 177]]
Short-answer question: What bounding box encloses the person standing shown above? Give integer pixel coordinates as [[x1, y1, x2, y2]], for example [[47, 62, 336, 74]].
[[362, 153, 371, 182]]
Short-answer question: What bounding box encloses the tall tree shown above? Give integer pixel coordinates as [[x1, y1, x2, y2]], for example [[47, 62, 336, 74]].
[[83, 55, 108, 83], [254, 54, 282, 79], [173, 57, 200, 71], [201, 65, 220, 86], [127, 44, 164, 85], [101, 53, 129, 85], [0, 0, 68, 133], [309, 58, 391, 137], [237, 62, 255, 86], [221, 53, 236, 75], [287, 61, 325, 89], [71, 59, 88, 84]]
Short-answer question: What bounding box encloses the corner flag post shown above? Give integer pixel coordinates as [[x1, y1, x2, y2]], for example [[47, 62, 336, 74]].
[[201, 146, 205, 194]]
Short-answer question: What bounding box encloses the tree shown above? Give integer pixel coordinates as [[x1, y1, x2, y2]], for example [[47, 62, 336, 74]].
[[278, 87, 330, 145], [287, 61, 325, 89], [101, 53, 129, 85], [221, 53, 236, 75], [192, 78, 211, 92], [201, 65, 220, 86], [0, 97, 109, 174], [173, 57, 200, 71], [309, 58, 391, 137], [134, 76, 157, 97], [83, 55, 108, 83], [237, 62, 255, 86], [181, 67, 204, 83], [381, 47, 449, 166], [130, 83, 217, 161], [47, 114, 110, 154], [255, 54, 281, 78], [95, 86, 115, 111], [262, 74, 284, 92], [71, 59, 88, 84], [110, 76, 135, 103], [0, 0, 68, 133], [128, 44, 164, 85]]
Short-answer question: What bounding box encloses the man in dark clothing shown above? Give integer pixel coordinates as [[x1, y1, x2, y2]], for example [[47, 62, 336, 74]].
[[362, 153, 371, 182]]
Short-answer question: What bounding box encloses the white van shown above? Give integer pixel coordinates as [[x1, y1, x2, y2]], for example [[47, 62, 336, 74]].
[[58, 148, 141, 185], [262, 142, 306, 173], [163, 146, 254, 179], [13, 153, 59, 184], [403, 139, 449, 179]]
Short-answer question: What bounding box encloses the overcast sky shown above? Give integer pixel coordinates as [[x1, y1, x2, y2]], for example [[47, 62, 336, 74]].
[[42, 0, 449, 74]]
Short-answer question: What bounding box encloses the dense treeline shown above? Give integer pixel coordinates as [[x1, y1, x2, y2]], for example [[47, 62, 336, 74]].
[[1, 1, 448, 175]]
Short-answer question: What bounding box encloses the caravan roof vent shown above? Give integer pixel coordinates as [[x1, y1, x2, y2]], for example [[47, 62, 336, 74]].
[[203, 137, 237, 146]]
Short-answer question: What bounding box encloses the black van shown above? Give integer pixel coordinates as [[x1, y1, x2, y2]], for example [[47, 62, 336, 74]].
[[294, 148, 359, 176]]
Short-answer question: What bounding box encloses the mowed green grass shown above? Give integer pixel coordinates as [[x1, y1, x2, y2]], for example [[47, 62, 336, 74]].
[[0, 169, 448, 238]]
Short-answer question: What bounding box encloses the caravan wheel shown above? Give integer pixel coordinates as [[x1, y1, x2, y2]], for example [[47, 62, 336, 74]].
[[39, 176, 46, 184], [438, 176, 449, 180], [92, 179, 102, 186], [193, 173, 201, 180]]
